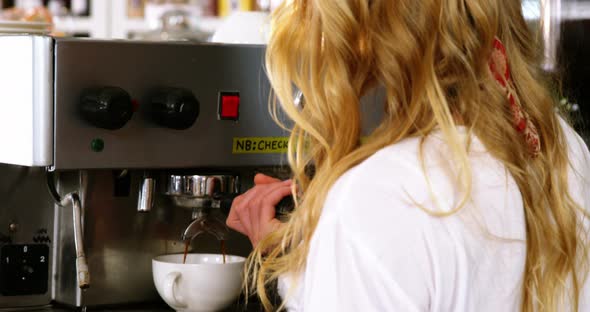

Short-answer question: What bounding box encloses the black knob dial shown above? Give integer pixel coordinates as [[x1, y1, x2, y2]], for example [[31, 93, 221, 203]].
[[150, 88, 200, 130], [79, 87, 134, 130], [21, 264, 34, 276]]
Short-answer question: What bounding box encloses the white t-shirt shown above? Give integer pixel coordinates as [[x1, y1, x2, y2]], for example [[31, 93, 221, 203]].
[[278, 119, 590, 311]]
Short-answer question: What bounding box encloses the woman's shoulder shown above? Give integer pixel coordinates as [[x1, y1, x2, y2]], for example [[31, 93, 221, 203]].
[[322, 136, 426, 215], [323, 129, 486, 218]]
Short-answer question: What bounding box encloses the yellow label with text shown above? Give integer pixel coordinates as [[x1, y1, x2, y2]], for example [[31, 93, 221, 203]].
[[233, 137, 289, 154]]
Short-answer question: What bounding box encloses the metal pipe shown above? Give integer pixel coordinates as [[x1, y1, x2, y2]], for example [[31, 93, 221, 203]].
[[137, 177, 156, 212], [46, 169, 61, 203], [60, 193, 90, 289]]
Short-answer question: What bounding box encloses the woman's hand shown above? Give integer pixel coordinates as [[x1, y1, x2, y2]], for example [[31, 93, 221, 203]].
[[226, 173, 292, 248]]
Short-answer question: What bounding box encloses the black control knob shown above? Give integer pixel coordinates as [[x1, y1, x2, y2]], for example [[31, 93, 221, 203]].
[[79, 87, 134, 130], [150, 88, 200, 130]]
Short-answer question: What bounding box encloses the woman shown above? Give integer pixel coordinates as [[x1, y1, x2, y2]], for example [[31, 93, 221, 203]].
[[227, 0, 590, 311]]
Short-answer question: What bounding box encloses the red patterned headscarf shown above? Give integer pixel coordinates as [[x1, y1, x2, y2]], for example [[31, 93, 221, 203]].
[[489, 37, 541, 158]]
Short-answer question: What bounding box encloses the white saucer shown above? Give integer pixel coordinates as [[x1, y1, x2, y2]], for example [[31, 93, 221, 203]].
[[0, 21, 51, 29], [0, 20, 51, 34], [0, 28, 50, 34]]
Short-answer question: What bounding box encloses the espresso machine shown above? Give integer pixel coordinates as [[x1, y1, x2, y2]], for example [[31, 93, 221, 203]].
[[0, 34, 299, 311]]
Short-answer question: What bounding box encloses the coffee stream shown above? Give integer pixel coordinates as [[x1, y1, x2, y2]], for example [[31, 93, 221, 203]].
[[183, 240, 190, 264], [221, 240, 227, 264], [182, 240, 227, 264]]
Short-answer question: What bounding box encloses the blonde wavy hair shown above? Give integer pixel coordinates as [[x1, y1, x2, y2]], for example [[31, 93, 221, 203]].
[[246, 0, 590, 311]]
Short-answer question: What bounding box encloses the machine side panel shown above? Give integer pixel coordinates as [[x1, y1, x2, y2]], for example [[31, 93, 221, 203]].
[[0, 36, 53, 167]]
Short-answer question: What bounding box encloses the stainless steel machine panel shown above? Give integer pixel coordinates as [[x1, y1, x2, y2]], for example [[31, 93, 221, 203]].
[[54, 39, 288, 170]]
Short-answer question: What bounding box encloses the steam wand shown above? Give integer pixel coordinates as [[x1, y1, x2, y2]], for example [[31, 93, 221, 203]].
[[60, 193, 90, 289]]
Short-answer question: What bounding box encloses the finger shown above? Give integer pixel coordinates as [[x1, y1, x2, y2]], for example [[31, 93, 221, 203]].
[[252, 186, 291, 247], [237, 183, 274, 244], [228, 181, 292, 244], [226, 196, 247, 234], [233, 185, 268, 236], [249, 182, 291, 237], [249, 185, 278, 243], [260, 185, 294, 221], [254, 173, 282, 185], [256, 180, 292, 213], [251, 218, 283, 248], [229, 191, 256, 235], [226, 218, 247, 235], [235, 200, 253, 236], [245, 184, 290, 244]]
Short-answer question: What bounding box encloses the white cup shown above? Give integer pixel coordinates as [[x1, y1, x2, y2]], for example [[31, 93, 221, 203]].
[[152, 253, 246, 312]]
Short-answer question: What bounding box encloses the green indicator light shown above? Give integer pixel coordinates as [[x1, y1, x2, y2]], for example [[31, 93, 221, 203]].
[[91, 139, 105, 152]]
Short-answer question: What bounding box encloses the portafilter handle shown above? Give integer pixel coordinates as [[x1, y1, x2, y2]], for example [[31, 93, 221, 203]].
[[215, 194, 295, 217], [181, 214, 230, 242], [180, 195, 294, 241]]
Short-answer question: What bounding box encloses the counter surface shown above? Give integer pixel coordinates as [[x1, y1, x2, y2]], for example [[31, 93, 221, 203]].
[[0, 302, 263, 312]]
